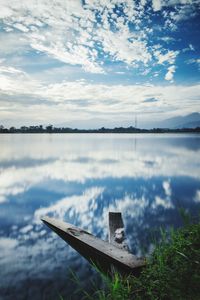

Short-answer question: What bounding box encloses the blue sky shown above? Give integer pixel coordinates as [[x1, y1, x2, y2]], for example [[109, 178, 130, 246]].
[[0, 0, 199, 128]]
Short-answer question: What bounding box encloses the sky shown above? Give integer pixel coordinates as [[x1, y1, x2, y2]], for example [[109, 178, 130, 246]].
[[0, 0, 199, 129]]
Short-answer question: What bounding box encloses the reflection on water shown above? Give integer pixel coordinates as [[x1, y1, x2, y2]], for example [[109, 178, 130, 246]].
[[0, 134, 200, 299]]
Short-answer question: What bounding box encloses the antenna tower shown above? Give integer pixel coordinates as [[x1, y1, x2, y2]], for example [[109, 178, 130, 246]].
[[135, 114, 137, 129]]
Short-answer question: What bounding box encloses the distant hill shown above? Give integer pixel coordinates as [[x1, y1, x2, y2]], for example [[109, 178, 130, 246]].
[[176, 120, 200, 129], [154, 112, 200, 129]]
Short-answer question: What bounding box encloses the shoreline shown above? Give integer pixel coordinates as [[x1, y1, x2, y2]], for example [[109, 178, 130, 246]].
[[0, 128, 200, 134]]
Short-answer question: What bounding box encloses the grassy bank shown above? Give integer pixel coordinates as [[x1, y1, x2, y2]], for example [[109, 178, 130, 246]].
[[81, 221, 200, 300]]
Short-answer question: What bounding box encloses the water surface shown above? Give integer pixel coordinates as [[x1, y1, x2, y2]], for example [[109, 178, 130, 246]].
[[0, 134, 200, 299]]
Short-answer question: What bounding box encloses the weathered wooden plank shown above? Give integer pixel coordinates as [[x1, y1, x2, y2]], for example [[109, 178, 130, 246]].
[[108, 212, 129, 251], [42, 216, 145, 275]]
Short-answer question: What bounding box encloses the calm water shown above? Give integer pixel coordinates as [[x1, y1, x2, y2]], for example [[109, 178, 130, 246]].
[[0, 133, 200, 299]]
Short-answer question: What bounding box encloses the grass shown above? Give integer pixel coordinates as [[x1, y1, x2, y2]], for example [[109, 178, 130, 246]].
[[79, 219, 200, 300]]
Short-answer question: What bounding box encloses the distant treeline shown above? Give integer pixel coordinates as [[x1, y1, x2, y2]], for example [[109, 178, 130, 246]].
[[0, 125, 200, 133]]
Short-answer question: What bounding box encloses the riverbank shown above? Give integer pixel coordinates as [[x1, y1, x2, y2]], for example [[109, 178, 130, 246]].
[[0, 125, 200, 134], [83, 220, 200, 300]]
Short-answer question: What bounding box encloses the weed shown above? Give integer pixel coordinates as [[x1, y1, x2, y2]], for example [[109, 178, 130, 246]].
[[81, 222, 200, 300]]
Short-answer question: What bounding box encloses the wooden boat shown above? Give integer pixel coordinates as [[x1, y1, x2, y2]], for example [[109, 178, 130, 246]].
[[42, 212, 146, 276]]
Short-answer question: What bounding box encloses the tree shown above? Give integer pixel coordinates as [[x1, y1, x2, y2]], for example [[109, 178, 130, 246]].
[[46, 125, 53, 132], [9, 126, 16, 132]]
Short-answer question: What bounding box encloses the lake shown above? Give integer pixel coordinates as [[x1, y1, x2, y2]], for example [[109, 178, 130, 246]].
[[0, 133, 200, 299]]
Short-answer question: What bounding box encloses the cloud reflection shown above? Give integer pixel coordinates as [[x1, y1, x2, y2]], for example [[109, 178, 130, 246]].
[[0, 134, 200, 203], [0, 134, 200, 299]]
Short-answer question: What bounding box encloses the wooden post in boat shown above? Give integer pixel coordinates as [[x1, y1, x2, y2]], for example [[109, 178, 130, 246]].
[[108, 212, 129, 251], [41, 213, 145, 276]]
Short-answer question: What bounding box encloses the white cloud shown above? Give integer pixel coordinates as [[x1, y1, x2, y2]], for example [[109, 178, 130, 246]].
[[0, 0, 188, 75], [154, 50, 179, 65], [20, 224, 34, 234], [30, 40, 105, 74], [0, 0, 199, 126], [0, 238, 18, 250], [161, 0, 200, 22], [165, 65, 176, 81], [0, 65, 25, 75], [168, 1, 199, 22], [152, 0, 162, 11], [0, 63, 41, 95], [182, 44, 195, 53], [160, 36, 176, 43], [189, 44, 195, 51], [13, 23, 29, 32], [98, 28, 151, 66], [186, 58, 200, 70], [0, 62, 199, 125], [0, 31, 29, 55], [0, 0, 105, 73]]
